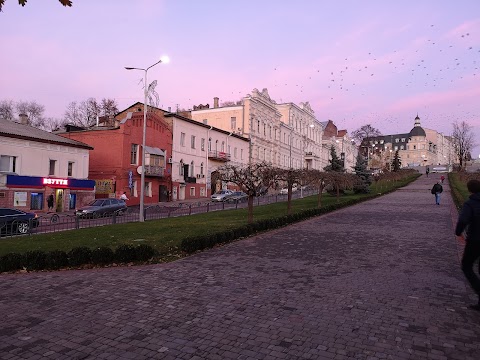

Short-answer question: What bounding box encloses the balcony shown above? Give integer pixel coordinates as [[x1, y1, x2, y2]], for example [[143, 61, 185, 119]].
[[304, 151, 319, 160], [144, 165, 165, 177], [208, 150, 231, 162], [185, 176, 197, 183]]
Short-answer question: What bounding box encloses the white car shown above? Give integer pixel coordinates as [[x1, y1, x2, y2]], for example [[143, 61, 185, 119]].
[[211, 189, 233, 202], [279, 186, 297, 194]]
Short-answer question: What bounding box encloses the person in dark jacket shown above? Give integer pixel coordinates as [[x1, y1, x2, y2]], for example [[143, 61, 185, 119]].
[[455, 179, 480, 310], [431, 181, 443, 205]]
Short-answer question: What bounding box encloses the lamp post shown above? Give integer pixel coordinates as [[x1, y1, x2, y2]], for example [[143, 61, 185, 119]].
[[125, 59, 166, 222]]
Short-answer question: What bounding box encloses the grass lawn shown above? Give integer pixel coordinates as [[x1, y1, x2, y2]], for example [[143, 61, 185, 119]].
[[0, 175, 418, 257]]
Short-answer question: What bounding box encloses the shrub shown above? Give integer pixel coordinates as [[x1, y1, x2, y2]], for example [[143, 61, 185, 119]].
[[115, 244, 137, 263], [24, 250, 47, 271], [91, 247, 115, 265], [68, 247, 92, 267], [180, 236, 202, 253], [45, 250, 69, 270], [0, 253, 24, 273], [135, 244, 156, 262]]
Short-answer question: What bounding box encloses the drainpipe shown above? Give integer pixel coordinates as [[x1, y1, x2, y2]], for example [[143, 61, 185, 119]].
[[206, 125, 213, 197]]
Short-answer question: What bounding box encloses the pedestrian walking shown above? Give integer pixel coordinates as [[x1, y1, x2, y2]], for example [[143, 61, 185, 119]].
[[120, 192, 129, 201], [440, 175, 445, 183], [47, 194, 54, 211], [455, 179, 480, 311], [430, 181, 443, 205], [426, 166, 430, 177]]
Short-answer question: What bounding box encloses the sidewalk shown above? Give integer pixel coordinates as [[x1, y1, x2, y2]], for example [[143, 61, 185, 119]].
[[0, 174, 479, 359]]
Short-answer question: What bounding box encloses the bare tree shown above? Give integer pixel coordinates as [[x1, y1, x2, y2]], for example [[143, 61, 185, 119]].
[[15, 100, 46, 128], [0, 0, 72, 12], [217, 162, 277, 223], [351, 124, 382, 144], [100, 98, 119, 117], [64, 101, 83, 126], [0, 100, 15, 120], [273, 168, 305, 215], [43, 117, 69, 132], [452, 120, 475, 170]]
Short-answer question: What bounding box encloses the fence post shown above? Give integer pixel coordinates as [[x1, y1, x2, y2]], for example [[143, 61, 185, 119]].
[[112, 212, 117, 224], [189, 205, 192, 216], [75, 216, 80, 229], [207, 203, 209, 212]]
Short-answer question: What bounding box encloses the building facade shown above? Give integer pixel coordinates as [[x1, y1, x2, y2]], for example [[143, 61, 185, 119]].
[[362, 115, 456, 169], [0, 117, 95, 212], [165, 113, 249, 200], [57, 104, 173, 206]]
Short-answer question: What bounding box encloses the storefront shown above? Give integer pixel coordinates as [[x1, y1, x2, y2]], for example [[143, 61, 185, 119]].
[[1, 175, 95, 213]]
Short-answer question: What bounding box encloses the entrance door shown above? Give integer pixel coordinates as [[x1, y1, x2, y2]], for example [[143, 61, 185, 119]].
[[179, 185, 186, 201], [55, 189, 64, 212], [159, 185, 168, 202]]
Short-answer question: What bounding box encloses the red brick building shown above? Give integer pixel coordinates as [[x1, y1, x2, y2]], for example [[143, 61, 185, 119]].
[[57, 103, 173, 206]]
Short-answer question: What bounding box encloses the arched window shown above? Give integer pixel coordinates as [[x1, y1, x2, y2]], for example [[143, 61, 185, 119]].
[[208, 138, 212, 151], [190, 161, 194, 177], [221, 141, 225, 152], [215, 140, 219, 151], [179, 160, 184, 176]]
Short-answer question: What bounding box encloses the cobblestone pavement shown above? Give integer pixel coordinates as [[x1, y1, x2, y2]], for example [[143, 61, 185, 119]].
[[1, 175, 479, 360]]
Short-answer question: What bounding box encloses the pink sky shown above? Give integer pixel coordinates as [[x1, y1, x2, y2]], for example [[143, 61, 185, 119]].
[[1, 0, 479, 156]]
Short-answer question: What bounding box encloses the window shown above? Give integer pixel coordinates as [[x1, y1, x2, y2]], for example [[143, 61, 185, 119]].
[[67, 162, 74, 177], [200, 187, 205, 197], [208, 138, 212, 151], [131, 144, 138, 164], [201, 138, 205, 151], [0, 155, 17, 172], [200, 162, 204, 175], [380, 140, 384, 144], [231, 117, 236, 130], [240, 149, 244, 160], [190, 161, 194, 177], [189, 187, 195, 196], [228, 145, 231, 155], [401, 138, 406, 142], [395, 138, 399, 143], [394, 146, 398, 151], [145, 182, 152, 197], [180, 132, 186, 147], [203, 119, 208, 124], [257, 120, 260, 132], [400, 145, 404, 150], [413, 145, 416, 150], [234, 147, 237, 158], [49, 160, 56, 175], [179, 160, 184, 176], [132, 181, 137, 197], [30, 192, 43, 210], [149, 154, 162, 166], [221, 141, 225, 152], [191, 135, 196, 149], [264, 124, 266, 136]]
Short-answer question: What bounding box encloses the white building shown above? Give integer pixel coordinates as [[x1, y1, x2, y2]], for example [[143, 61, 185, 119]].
[[0, 116, 95, 212], [165, 113, 249, 200], [191, 88, 326, 170]]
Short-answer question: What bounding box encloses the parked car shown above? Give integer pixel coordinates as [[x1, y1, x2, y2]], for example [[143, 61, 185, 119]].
[[75, 198, 127, 218], [225, 191, 248, 203], [211, 190, 233, 202], [279, 186, 298, 195], [0, 208, 39, 235]]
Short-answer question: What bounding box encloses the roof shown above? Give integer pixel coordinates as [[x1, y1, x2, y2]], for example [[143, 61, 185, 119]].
[[0, 118, 93, 150], [409, 126, 426, 137]]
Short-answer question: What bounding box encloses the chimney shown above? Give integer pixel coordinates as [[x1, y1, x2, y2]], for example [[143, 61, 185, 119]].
[[213, 97, 219, 108], [18, 113, 29, 125], [168, 106, 171, 112]]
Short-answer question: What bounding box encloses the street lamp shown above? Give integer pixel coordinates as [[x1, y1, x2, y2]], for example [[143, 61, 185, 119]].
[[125, 57, 168, 222], [300, 124, 315, 198]]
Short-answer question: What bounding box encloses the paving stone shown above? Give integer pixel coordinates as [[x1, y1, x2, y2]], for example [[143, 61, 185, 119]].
[[0, 176, 479, 359]]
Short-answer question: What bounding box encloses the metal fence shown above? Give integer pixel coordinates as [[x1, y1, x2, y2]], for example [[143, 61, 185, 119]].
[[0, 190, 316, 238]]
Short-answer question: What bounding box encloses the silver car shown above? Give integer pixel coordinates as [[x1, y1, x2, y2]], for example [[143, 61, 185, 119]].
[[211, 190, 233, 202]]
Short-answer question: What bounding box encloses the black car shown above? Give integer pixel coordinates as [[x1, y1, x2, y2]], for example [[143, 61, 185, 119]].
[[0, 208, 39, 235], [75, 198, 127, 218]]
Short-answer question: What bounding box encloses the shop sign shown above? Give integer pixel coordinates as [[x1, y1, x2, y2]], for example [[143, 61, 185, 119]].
[[95, 179, 114, 194], [128, 170, 133, 189], [43, 178, 68, 186]]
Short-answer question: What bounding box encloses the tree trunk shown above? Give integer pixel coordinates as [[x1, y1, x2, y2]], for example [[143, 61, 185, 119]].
[[287, 187, 292, 215], [247, 195, 254, 223], [317, 183, 324, 208]]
